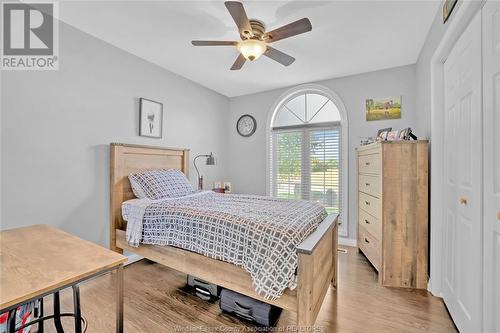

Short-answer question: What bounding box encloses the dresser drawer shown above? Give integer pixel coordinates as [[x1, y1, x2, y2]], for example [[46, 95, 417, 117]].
[[357, 143, 380, 156], [359, 192, 382, 218], [358, 208, 382, 240], [358, 174, 381, 198], [358, 153, 381, 175], [358, 225, 381, 271]]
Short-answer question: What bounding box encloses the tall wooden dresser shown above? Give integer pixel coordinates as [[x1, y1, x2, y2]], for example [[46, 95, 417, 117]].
[[356, 141, 429, 289]]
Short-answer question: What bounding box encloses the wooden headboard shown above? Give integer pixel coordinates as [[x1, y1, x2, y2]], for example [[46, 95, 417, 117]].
[[109, 143, 190, 253]]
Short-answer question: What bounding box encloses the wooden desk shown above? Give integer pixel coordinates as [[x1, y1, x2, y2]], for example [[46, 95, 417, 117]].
[[0, 224, 127, 332]]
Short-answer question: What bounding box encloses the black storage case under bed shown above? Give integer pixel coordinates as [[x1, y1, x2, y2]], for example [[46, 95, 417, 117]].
[[187, 275, 220, 300], [219, 289, 282, 327]]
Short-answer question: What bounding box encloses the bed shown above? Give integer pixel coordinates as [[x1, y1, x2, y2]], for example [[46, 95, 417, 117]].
[[109, 143, 338, 326]]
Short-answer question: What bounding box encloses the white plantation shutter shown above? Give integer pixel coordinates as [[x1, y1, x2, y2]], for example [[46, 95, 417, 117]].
[[271, 130, 303, 200], [270, 92, 343, 229], [308, 127, 342, 225]]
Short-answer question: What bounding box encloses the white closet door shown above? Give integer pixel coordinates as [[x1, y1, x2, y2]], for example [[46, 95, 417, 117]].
[[442, 11, 483, 333], [482, 1, 500, 332]]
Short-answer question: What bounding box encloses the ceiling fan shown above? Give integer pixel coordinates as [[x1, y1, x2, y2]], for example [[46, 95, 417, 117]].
[[191, 1, 312, 70]]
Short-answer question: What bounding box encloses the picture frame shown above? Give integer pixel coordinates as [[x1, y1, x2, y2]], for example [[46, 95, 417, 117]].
[[213, 181, 222, 189], [398, 127, 411, 140], [387, 130, 399, 141], [365, 97, 402, 121], [223, 182, 232, 193], [379, 131, 389, 141], [443, 0, 458, 24], [139, 98, 163, 138], [377, 127, 392, 139]]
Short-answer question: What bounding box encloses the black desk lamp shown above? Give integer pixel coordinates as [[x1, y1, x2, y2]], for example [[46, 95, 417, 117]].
[[194, 152, 216, 190]]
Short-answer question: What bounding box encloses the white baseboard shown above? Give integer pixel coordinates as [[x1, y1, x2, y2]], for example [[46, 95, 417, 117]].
[[123, 251, 143, 266], [338, 237, 357, 247]]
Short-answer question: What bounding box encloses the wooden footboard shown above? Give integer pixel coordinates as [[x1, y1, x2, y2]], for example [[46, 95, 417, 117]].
[[296, 213, 338, 326], [114, 214, 338, 326], [115, 228, 299, 311]]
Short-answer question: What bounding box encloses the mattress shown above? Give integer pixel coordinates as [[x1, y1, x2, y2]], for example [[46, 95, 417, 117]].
[[122, 191, 327, 300]]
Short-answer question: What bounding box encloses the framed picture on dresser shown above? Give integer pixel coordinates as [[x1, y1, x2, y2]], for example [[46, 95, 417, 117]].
[[377, 127, 392, 141], [398, 128, 411, 140], [386, 130, 399, 141], [139, 98, 163, 138]]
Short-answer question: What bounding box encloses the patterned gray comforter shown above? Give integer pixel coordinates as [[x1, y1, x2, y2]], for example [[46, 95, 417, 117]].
[[122, 191, 327, 300]]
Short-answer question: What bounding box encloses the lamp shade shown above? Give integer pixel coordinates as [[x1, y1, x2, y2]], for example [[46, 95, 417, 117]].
[[206, 153, 216, 165], [238, 39, 266, 61]]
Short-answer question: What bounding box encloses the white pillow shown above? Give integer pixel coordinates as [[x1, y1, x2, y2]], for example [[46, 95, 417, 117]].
[[128, 169, 195, 200]]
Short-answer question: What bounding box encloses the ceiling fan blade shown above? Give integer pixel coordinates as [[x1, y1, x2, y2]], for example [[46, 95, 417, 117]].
[[191, 40, 237, 46], [225, 1, 253, 37], [264, 46, 295, 66], [230, 54, 246, 70], [264, 18, 312, 43]]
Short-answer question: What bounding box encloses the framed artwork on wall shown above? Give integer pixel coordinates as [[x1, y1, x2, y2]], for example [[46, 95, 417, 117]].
[[443, 0, 458, 23], [365, 96, 402, 121], [139, 98, 163, 138]]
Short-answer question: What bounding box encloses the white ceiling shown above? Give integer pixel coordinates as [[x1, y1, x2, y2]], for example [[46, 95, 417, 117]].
[[59, 1, 440, 97]]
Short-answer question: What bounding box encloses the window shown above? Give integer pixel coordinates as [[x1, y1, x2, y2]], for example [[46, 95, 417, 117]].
[[270, 92, 343, 225]]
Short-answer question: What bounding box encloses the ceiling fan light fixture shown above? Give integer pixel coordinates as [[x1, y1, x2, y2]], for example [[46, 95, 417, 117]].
[[192, 2, 311, 70], [237, 39, 266, 61]]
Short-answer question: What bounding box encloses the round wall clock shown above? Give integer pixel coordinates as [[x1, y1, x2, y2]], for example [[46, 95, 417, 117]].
[[236, 114, 257, 137]]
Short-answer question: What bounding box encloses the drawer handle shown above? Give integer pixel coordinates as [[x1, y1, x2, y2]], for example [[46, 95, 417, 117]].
[[365, 162, 371, 166], [365, 183, 370, 186], [364, 238, 370, 244], [364, 219, 370, 224], [195, 287, 211, 296], [234, 301, 252, 314], [365, 201, 370, 206]]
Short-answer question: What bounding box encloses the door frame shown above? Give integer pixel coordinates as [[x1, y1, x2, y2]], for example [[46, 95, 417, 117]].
[[429, 0, 485, 297]]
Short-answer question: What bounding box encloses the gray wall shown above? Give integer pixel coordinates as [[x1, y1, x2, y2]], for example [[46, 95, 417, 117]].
[[1, 22, 230, 246], [227, 64, 417, 242], [414, 3, 459, 138]]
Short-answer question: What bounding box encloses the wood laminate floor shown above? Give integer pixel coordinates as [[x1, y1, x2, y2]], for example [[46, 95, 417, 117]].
[[43, 247, 456, 333]]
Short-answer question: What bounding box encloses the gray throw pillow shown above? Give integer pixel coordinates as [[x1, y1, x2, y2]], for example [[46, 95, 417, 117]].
[[129, 169, 195, 199]]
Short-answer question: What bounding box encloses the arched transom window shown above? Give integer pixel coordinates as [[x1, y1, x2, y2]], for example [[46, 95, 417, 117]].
[[270, 92, 343, 223]]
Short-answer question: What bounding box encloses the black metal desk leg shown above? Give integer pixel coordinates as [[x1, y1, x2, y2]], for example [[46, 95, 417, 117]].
[[116, 264, 124, 333], [6, 308, 17, 333], [72, 285, 82, 333], [38, 298, 44, 333], [53, 292, 64, 333]]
